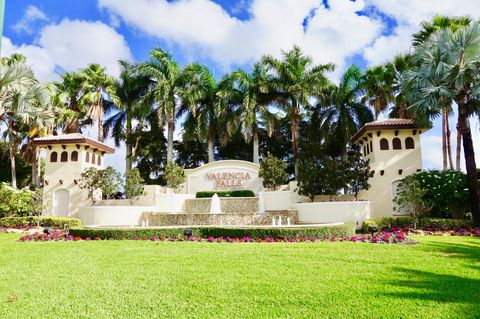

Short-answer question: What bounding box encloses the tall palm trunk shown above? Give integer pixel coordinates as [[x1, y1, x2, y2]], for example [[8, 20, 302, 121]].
[[207, 138, 214, 163], [207, 117, 215, 163], [457, 96, 480, 226], [8, 120, 17, 188], [253, 130, 259, 164], [456, 113, 462, 170], [441, 109, 447, 169], [166, 114, 174, 162], [31, 147, 38, 186], [445, 112, 454, 169], [125, 110, 133, 173], [291, 102, 300, 177], [97, 93, 104, 142]]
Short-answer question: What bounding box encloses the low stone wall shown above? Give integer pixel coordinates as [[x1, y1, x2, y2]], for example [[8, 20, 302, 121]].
[[293, 201, 371, 229], [149, 210, 297, 226], [184, 197, 258, 213]]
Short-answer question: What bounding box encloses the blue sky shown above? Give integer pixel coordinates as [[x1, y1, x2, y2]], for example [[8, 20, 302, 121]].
[[4, 0, 480, 173]]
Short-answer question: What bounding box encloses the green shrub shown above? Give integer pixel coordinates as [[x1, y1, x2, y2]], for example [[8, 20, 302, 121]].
[[0, 183, 34, 217], [0, 216, 82, 228], [164, 161, 185, 190], [413, 170, 469, 218], [362, 217, 473, 232], [69, 223, 356, 240], [196, 190, 255, 198]]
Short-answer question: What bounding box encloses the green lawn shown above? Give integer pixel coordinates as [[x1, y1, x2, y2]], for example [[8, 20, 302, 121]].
[[0, 234, 479, 319]]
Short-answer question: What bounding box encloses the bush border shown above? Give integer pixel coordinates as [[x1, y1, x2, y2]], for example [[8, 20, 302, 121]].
[[69, 223, 355, 240]]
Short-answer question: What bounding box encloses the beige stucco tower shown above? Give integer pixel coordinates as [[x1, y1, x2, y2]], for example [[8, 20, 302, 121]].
[[33, 134, 115, 218], [351, 119, 429, 218]]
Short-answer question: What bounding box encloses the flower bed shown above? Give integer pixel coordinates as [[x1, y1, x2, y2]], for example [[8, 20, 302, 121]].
[[19, 228, 414, 244]]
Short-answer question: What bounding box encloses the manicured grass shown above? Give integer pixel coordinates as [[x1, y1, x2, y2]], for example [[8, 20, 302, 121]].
[[0, 234, 479, 318]]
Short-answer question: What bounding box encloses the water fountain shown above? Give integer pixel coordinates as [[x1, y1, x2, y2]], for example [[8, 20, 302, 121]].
[[210, 194, 222, 214]]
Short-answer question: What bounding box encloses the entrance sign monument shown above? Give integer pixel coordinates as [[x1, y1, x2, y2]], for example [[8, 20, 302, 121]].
[[184, 160, 262, 194]]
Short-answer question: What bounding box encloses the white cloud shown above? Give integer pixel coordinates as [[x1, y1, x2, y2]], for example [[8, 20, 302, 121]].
[[3, 19, 132, 81], [363, 0, 480, 65], [98, 0, 382, 75], [12, 5, 49, 34], [38, 19, 132, 77]]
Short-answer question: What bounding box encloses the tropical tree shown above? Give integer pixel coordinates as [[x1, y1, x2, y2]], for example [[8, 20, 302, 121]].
[[180, 64, 224, 163], [55, 72, 85, 134], [412, 15, 472, 170], [403, 22, 480, 226], [104, 60, 151, 173], [79, 63, 119, 142], [139, 48, 197, 162], [315, 65, 373, 158], [0, 54, 52, 188], [362, 65, 394, 120], [221, 63, 278, 164], [262, 45, 333, 176]]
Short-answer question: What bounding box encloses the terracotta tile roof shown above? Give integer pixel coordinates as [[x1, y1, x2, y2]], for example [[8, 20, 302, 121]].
[[33, 133, 115, 153], [351, 118, 427, 143]]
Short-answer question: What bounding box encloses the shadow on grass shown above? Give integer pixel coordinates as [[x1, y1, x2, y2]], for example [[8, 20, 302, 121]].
[[384, 238, 480, 316]]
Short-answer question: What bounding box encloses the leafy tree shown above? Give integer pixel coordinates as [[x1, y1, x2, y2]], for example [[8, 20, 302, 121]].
[[393, 175, 432, 220], [78, 168, 104, 203], [124, 168, 145, 205], [259, 153, 288, 190], [30, 186, 49, 227], [262, 45, 334, 177], [131, 114, 168, 185], [164, 161, 185, 191], [297, 154, 345, 201], [0, 141, 31, 188], [344, 149, 374, 200], [100, 167, 123, 200], [78, 166, 122, 202], [403, 21, 480, 226]]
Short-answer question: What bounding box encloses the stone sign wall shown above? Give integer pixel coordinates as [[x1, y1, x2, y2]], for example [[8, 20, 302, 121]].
[[184, 160, 262, 194]]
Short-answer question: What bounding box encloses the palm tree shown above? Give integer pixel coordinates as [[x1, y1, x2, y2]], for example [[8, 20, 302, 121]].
[[0, 54, 52, 188], [55, 72, 85, 134], [79, 64, 119, 142], [104, 60, 151, 173], [413, 15, 472, 170], [180, 64, 225, 163], [139, 48, 185, 162], [262, 46, 333, 176], [316, 65, 374, 158], [404, 22, 480, 226], [362, 65, 394, 120], [220, 63, 278, 164]]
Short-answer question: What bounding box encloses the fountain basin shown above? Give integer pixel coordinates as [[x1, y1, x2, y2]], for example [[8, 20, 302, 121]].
[[184, 197, 259, 213], [149, 210, 297, 226]]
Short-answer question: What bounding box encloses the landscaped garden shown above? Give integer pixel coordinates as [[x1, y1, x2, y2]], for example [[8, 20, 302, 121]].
[[0, 232, 479, 319]]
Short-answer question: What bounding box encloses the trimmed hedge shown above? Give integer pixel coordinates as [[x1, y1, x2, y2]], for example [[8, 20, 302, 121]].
[[362, 217, 473, 232], [196, 190, 255, 198], [69, 223, 356, 240], [0, 216, 82, 228]]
